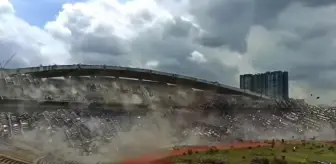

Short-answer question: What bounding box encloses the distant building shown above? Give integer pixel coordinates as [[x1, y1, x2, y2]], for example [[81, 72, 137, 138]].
[[240, 71, 289, 100]]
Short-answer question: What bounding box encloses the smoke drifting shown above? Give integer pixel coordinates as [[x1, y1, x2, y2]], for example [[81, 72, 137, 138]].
[[10, 107, 336, 164], [1, 75, 336, 164]]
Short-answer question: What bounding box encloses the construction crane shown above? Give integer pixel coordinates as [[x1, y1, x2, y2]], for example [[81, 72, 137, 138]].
[[0, 52, 16, 68]]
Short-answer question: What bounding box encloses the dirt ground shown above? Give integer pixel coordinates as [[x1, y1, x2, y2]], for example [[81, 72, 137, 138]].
[[122, 141, 270, 164]]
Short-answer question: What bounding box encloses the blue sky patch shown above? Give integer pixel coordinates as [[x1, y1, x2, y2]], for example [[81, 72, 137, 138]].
[[10, 0, 130, 27], [10, 0, 81, 27]]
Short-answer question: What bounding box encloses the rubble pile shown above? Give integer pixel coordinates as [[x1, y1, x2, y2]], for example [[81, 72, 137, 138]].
[[0, 97, 335, 156]]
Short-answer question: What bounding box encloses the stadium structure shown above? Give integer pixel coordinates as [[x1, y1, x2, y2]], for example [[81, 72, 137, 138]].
[[0, 64, 270, 112], [0, 64, 336, 164]]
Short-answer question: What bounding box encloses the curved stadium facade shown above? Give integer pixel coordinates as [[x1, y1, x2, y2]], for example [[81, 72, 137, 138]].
[[1, 64, 336, 163], [0, 64, 272, 113], [0, 64, 270, 111], [3, 64, 270, 99]]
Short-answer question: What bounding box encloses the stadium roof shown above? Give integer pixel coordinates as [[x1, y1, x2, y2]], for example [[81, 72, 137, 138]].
[[3, 64, 271, 99]]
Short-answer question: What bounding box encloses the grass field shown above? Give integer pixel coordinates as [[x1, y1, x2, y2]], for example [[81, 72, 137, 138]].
[[171, 140, 336, 164]]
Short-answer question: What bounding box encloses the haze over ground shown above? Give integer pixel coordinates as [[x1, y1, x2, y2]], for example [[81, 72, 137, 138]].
[[1, 0, 336, 104]]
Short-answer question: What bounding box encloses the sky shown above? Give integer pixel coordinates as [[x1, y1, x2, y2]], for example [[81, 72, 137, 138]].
[[1, 0, 336, 104]]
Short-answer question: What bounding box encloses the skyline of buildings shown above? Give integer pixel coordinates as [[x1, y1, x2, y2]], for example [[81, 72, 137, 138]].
[[240, 71, 289, 100]]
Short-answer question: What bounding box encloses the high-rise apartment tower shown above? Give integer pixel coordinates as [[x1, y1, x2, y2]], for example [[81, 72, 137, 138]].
[[240, 71, 289, 99]]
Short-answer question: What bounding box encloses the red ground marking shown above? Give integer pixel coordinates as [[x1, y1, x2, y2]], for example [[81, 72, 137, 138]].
[[122, 142, 270, 164], [327, 141, 336, 144]]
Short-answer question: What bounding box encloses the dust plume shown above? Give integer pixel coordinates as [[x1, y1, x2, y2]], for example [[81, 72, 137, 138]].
[[2, 74, 336, 164]]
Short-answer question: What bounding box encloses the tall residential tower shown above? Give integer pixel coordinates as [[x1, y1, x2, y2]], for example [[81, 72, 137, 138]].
[[240, 71, 289, 99]]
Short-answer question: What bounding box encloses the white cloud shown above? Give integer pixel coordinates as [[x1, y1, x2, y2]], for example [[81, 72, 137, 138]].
[[145, 60, 159, 69], [188, 51, 206, 63], [0, 0, 69, 67], [0, 0, 14, 14]]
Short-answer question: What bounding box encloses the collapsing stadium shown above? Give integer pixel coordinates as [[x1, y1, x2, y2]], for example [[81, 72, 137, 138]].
[[0, 65, 336, 164]]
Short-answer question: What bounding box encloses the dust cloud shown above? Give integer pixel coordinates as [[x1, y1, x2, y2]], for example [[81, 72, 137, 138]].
[[1, 77, 336, 163]]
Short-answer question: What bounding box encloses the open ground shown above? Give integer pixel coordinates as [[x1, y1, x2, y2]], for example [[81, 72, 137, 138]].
[[122, 140, 336, 164]]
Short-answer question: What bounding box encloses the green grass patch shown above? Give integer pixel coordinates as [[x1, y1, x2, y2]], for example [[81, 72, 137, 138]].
[[171, 141, 336, 164]]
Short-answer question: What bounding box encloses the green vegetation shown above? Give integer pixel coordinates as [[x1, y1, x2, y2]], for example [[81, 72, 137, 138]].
[[171, 140, 336, 164]]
